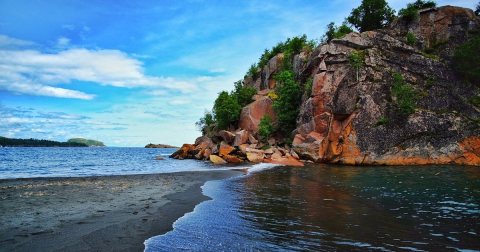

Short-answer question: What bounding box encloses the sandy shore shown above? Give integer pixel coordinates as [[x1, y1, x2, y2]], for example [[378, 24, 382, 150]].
[[0, 170, 243, 252]]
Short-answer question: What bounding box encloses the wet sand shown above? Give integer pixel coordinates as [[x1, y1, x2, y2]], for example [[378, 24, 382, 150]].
[[0, 170, 243, 252]]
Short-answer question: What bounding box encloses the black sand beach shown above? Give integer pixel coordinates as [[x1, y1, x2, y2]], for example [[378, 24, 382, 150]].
[[0, 170, 243, 252]]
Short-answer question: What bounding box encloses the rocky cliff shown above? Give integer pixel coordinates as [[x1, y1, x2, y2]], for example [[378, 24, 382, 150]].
[[173, 6, 480, 166]]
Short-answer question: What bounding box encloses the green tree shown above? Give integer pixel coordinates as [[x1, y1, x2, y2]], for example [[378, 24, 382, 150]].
[[391, 72, 419, 116], [213, 91, 242, 130], [406, 32, 417, 45], [231, 80, 257, 107], [272, 70, 301, 136], [322, 21, 354, 42], [258, 115, 276, 143], [475, 1, 480, 16], [412, 0, 436, 9], [349, 50, 364, 81], [399, 0, 436, 23], [195, 110, 215, 134], [452, 35, 480, 87], [347, 0, 395, 32]]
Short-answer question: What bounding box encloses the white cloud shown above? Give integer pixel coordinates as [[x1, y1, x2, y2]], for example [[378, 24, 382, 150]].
[[57, 37, 70, 47], [0, 36, 200, 99], [169, 99, 190, 105], [0, 35, 37, 49]]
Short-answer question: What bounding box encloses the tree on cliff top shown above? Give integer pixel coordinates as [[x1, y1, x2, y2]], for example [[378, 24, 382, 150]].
[[399, 0, 437, 23], [347, 0, 395, 32], [213, 91, 242, 130], [322, 21, 354, 42], [272, 70, 301, 137], [476, 1, 480, 16]]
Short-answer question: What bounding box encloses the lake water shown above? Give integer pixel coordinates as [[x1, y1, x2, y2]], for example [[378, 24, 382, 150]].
[[1, 148, 479, 251]]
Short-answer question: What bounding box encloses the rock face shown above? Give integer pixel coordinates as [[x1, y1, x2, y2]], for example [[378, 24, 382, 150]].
[[238, 96, 276, 132], [287, 6, 480, 165], [173, 6, 480, 166]]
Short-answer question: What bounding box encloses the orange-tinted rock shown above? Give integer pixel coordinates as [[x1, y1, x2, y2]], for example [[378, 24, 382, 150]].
[[203, 148, 212, 159], [267, 156, 304, 166], [238, 97, 276, 132], [233, 130, 249, 147], [210, 155, 227, 164], [223, 154, 242, 163], [248, 134, 258, 144], [219, 130, 235, 143], [246, 152, 264, 163], [169, 144, 195, 160], [219, 141, 235, 157]]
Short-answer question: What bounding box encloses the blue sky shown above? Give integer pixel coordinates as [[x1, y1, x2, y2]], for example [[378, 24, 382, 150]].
[[0, 0, 477, 147]]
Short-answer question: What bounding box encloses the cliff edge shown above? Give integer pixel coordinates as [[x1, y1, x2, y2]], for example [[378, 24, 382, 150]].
[[173, 6, 480, 166]]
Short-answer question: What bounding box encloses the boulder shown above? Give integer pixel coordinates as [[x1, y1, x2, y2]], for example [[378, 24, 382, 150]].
[[246, 152, 264, 163], [223, 154, 242, 163], [169, 144, 195, 160], [218, 130, 235, 143], [210, 155, 227, 164], [238, 96, 276, 132], [248, 134, 258, 144], [219, 141, 235, 157], [233, 130, 249, 146]]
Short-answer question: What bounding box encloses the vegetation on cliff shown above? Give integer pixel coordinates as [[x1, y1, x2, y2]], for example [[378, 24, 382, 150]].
[[346, 0, 395, 32], [398, 0, 437, 23], [0, 136, 88, 147], [185, 2, 480, 166], [452, 35, 480, 88]]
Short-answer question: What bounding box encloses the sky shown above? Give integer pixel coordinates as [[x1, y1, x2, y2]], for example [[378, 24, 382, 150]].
[[0, 0, 477, 147]]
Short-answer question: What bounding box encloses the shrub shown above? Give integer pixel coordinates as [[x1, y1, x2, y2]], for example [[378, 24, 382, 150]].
[[213, 91, 242, 130], [347, 0, 395, 32], [349, 50, 364, 81], [373, 117, 389, 127], [406, 32, 417, 45], [246, 63, 259, 80], [195, 110, 215, 135], [322, 21, 354, 42], [232, 80, 257, 107], [304, 77, 313, 97], [399, 4, 419, 23], [267, 91, 278, 100], [391, 72, 419, 116], [272, 70, 301, 136], [258, 115, 276, 143], [452, 35, 480, 87]]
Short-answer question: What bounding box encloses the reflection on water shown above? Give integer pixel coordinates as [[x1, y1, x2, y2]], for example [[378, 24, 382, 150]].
[[146, 164, 480, 251]]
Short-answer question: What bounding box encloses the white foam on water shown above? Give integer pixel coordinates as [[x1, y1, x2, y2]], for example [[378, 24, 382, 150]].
[[246, 162, 282, 174]]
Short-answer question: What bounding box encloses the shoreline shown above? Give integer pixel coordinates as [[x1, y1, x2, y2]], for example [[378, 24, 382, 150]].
[[0, 170, 244, 252]]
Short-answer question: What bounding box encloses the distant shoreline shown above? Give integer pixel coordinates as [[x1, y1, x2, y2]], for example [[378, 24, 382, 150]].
[[0, 136, 105, 147]]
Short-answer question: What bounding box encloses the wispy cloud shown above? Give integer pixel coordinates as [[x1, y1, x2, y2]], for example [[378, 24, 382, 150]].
[[0, 36, 199, 100]]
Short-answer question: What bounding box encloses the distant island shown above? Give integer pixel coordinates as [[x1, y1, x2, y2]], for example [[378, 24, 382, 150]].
[[0, 137, 106, 147], [145, 143, 178, 148], [67, 138, 106, 147]]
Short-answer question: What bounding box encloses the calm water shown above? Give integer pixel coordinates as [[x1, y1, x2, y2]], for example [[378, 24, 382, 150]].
[[0, 147, 246, 179], [146, 164, 480, 252], [1, 148, 479, 251]]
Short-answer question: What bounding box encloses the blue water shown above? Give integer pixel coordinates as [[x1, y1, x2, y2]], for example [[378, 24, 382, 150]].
[[0, 147, 247, 179], [2, 148, 480, 251], [146, 164, 480, 252]]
